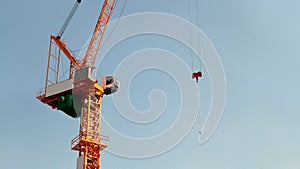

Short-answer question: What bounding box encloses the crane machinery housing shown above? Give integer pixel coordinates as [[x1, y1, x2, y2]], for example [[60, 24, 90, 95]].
[[36, 0, 120, 169]]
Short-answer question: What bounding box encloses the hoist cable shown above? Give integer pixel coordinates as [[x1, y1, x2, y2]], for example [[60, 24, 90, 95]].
[[196, 0, 202, 71], [188, 0, 194, 71]]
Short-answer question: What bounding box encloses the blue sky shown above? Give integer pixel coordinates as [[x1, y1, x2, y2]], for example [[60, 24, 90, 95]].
[[1, 0, 300, 169]]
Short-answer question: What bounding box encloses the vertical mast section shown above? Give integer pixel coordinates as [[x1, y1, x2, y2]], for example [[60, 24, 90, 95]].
[[71, 1, 117, 168], [71, 67, 109, 169], [81, 0, 117, 68]]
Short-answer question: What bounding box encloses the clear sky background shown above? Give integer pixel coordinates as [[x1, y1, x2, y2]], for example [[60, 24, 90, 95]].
[[1, 0, 300, 169]]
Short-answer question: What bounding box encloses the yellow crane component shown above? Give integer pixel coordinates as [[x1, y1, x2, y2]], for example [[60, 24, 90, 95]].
[[36, 0, 118, 169]]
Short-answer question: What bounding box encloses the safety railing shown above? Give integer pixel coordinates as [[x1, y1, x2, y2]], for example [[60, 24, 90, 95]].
[[71, 133, 109, 150], [36, 88, 46, 100]]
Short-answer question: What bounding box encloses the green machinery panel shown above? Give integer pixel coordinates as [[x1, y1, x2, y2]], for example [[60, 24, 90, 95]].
[[58, 94, 82, 118]]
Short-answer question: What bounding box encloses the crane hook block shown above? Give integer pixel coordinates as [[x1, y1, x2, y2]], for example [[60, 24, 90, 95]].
[[192, 71, 202, 83]]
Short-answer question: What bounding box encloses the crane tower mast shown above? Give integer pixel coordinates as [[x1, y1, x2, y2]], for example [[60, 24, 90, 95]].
[[36, 1, 118, 169]]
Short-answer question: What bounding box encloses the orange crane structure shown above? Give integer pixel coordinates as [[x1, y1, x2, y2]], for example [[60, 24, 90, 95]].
[[36, 0, 118, 168]]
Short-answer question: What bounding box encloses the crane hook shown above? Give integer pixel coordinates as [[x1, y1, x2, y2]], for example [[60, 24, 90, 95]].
[[192, 71, 202, 83]]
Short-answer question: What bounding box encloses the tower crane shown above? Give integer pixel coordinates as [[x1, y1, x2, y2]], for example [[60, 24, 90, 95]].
[[36, 0, 119, 169]]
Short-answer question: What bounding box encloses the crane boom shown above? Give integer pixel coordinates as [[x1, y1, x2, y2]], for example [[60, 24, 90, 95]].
[[81, 0, 117, 68]]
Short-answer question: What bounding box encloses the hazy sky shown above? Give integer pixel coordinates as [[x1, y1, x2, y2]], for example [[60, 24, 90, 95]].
[[1, 0, 300, 169]]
